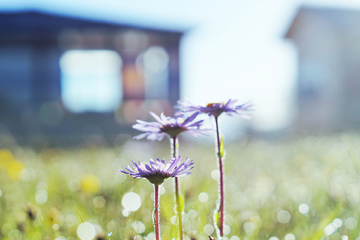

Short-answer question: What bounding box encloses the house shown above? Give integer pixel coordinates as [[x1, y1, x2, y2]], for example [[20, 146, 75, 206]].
[[285, 6, 360, 133], [0, 11, 182, 147]]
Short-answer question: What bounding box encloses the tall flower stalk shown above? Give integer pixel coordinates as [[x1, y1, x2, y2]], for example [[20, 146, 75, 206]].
[[132, 112, 210, 239], [171, 136, 183, 240], [120, 157, 194, 240], [214, 116, 225, 237], [176, 99, 253, 239], [154, 184, 160, 240]]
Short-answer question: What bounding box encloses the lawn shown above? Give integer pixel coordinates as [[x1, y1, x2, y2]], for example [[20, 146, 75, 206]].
[[1, 133, 360, 240]]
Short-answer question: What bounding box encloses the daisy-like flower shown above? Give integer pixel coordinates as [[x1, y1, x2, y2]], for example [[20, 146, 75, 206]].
[[132, 112, 211, 141], [120, 156, 194, 185], [175, 98, 253, 118]]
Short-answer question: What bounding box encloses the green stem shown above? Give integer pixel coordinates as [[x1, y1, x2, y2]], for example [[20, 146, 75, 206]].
[[154, 184, 160, 240], [214, 116, 224, 239], [171, 136, 183, 240]]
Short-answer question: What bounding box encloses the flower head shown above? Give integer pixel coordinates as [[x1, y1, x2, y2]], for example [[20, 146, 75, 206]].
[[132, 112, 211, 141], [175, 98, 253, 118], [120, 156, 194, 185]]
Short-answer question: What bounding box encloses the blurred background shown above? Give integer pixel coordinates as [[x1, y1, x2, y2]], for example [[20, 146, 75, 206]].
[[2, 0, 360, 147], [3, 1, 360, 240]]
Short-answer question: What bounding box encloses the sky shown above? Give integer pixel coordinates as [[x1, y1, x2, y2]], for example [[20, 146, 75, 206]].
[[1, 0, 359, 135]]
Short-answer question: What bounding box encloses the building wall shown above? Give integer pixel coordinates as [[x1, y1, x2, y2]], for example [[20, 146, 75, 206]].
[[286, 7, 360, 133], [0, 11, 182, 147]]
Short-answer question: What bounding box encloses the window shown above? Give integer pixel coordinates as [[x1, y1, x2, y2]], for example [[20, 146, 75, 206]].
[[59, 50, 123, 113], [136, 46, 169, 99]]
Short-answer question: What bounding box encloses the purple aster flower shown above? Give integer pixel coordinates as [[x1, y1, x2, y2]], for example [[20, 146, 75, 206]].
[[175, 98, 253, 118], [119, 156, 194, 185], [132, 112, 211, 141]]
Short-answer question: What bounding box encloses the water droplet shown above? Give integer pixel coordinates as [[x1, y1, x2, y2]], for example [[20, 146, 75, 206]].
[[108, 232, 112, 236]]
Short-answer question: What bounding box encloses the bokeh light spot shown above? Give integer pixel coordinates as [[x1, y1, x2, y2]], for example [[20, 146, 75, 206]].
[[230, 236, 240, 240], [324, 224, 337, 236], [81, 175, 100, 194], [243, 221, 255, 234], [18, 169, 31, 181], [198, 192, 209, 202], [114, 171, 126, 183], [122, 192, 141, 211], [345, 218, 357, 230], [277, 210, 291, 224], [77, 222, 96, 240], [107, 221, 120, 233], [68, 179, 81, 192], [188, 209, 197, 219], [132, 221, 146, 234], [211, 170, 220, 180], [333, 218, 343, 228], [53, 224, 60, 230], [147, 232, 155, 240], [203, 224, 214, 235], [93, 196, 106, 208], [122, 209, 130, 217], [36, 182, 48, 191], [224, 224, 231, 235], [8, 229, 22, 240], [269, 237, 279, 240], [298, 204, 309, 214], [285, 234, 295, 240], [65, 215, 77, 227], [35, 193, 48, 205]]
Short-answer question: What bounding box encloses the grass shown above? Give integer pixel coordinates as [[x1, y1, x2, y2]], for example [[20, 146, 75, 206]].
[[1, 133, 360, 240]]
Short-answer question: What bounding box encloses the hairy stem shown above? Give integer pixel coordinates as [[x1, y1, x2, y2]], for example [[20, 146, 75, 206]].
[[214, 116, 224, 238], [154, 184, 160, 240], [171, 136, 183, 240]]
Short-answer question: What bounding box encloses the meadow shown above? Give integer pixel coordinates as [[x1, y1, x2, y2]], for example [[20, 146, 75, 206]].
[[1, 133, 360, 240]]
